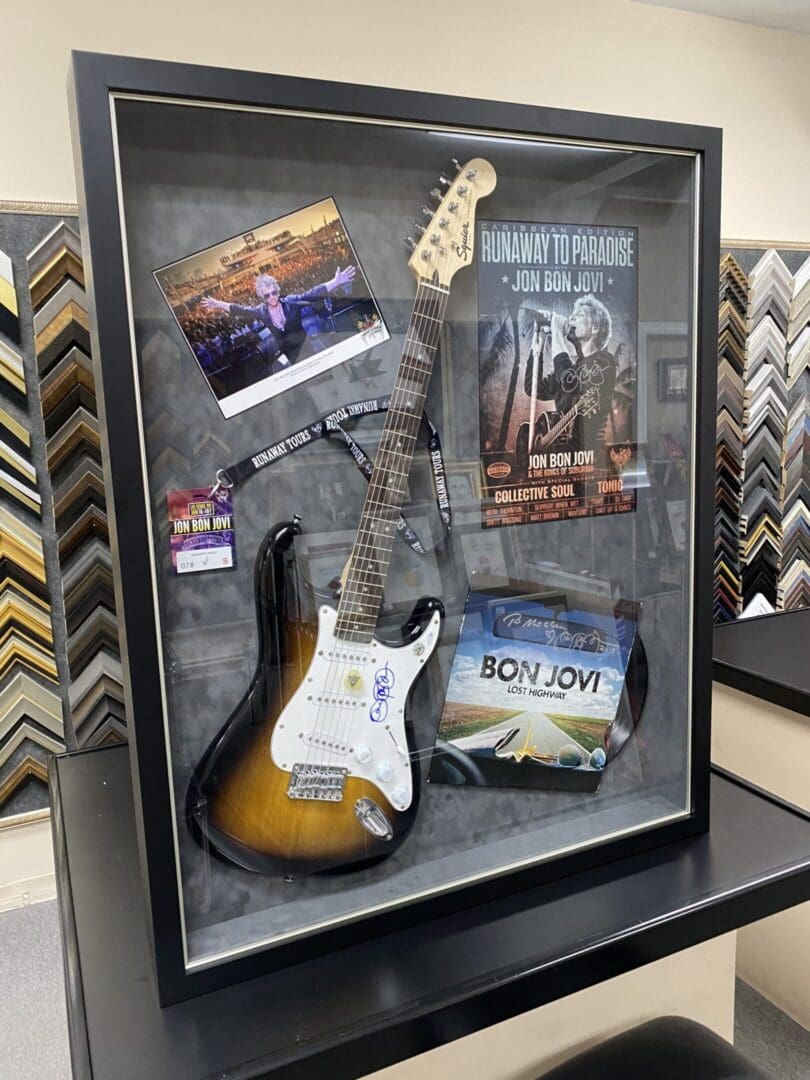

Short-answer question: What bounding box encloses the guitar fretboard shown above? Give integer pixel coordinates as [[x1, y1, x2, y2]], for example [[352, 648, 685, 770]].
[[335, 280, 449, 642]]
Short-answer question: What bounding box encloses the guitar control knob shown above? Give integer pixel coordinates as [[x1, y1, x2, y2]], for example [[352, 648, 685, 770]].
[[375, 761, 394, 783], [354, 744, 372, 764], [354, 798, 393, 841], [391, 785, 409, 809]]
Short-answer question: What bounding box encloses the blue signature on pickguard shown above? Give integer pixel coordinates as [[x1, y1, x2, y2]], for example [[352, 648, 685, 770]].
[[369, 662, 396, 723]]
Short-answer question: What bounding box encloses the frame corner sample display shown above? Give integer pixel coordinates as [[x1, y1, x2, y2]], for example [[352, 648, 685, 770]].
[[68, 50, 721, 1004]]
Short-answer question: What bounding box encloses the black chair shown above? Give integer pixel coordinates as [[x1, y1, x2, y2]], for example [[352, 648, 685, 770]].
[[539, 1016, 773, 1079]]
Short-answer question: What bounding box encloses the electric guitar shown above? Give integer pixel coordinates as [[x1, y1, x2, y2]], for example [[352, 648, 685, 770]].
[[515, 386, 600, 465], [186, 159, 496, 875]]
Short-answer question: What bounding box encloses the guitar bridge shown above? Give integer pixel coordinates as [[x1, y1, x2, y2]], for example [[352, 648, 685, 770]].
[[287, 762, 347, 802]]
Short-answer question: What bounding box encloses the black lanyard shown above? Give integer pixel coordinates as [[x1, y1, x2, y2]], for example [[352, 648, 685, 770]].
[[213, 397, 451, 556]]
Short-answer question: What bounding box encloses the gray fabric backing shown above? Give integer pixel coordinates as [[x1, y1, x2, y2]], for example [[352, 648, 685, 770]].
[[113, 98, 696, 963]]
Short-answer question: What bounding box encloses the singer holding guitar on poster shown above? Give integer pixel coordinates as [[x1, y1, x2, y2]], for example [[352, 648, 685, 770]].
[[521, 294, 617, 457]]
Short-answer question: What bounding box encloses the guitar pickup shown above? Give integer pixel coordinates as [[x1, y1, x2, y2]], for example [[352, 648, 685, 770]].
[[286, 763, 347, 802], [302, 731, 349, 755]]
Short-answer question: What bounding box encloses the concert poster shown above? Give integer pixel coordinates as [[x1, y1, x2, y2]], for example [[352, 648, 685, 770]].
[[477, 219, 639, 530], [153, 198, 389, 419]]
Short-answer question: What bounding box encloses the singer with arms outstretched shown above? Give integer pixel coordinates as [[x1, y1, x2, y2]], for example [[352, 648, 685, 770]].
[[202, 265, 356, 369]]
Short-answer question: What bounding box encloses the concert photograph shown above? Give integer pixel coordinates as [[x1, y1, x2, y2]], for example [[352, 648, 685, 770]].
[[153, 197, 388, 417]]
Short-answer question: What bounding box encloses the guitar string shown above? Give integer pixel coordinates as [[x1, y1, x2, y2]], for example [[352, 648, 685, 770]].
[[325, 279, 447, 779], [337, 286, 449, 618], [308, 284, 438, 774], [312, 287, 437, 778], [304, 288, 443, 775], [332, 251, 454, 792], [323, 317, 441, 777], [340, 206, 458, 774], [342, 282, 446, 783], [299, 175, 471, 806], [281, 189, 467, 806], [319, 276, 448, 783]]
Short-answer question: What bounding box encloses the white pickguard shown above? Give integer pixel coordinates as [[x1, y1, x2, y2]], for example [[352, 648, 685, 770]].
[[270, 605, 441, 811]]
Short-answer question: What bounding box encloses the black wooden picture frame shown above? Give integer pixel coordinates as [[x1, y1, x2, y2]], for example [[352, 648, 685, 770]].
[[68, 50, 721, 1004]]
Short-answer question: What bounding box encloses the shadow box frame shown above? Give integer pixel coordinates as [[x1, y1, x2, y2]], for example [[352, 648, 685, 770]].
[[67, 49, 721, 1005]]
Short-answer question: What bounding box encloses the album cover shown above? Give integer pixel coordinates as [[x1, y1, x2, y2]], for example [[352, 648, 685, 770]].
[[153, 198, 389, 418], [428, 575, 639, 792], [477, 220, 639, 529]]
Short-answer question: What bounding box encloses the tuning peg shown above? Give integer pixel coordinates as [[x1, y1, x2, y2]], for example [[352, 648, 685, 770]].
[[404, 236, 416, 251], [451, 158, 461, 172], [430, 188, 442, 201], [438, 217, 449, 229], [439, 174, 451, 187], [448, 201, 459, 213], [465, 168, 477, 180], [421, 205, 433, 218], [412, 220, 426, 234]]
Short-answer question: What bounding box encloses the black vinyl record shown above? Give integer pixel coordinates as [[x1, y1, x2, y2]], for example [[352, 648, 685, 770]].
[[606, 627, 648, 762]]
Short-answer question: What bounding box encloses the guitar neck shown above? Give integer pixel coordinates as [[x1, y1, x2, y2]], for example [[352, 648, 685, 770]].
[[335, 280, 449, 642]]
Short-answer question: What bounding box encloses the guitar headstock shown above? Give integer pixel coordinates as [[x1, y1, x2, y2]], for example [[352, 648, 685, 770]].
[[406, 158, 496, 288]]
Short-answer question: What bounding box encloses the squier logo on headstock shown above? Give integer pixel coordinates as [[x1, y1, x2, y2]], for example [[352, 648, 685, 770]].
[[455, 220, 472, 260]]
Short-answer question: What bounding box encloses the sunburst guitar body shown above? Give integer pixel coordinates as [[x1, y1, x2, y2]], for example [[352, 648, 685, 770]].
[[186, 519, 442, 874], [187, 158, 496, 875]]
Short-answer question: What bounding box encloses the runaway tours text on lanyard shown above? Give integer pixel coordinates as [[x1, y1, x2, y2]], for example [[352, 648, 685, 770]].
[[210, 396, 451, 557]]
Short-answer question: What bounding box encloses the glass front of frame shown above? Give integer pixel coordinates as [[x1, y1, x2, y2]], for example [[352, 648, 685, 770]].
[[111, 95, 699, 970]]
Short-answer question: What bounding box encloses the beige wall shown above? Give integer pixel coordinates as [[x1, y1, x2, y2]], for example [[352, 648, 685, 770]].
[[2, 0, 810, 243], [712, 683, 810, 1029], [713, 684, 810, 810], [0, 812, 55, 912]]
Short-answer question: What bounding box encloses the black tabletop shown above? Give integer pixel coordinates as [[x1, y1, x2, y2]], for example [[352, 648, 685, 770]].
[[713, 609, 810, 716], [52, 746, 810, 1080]]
